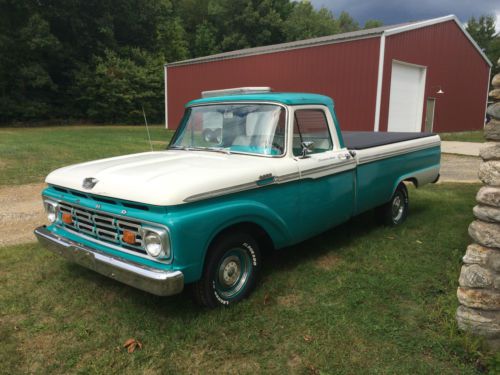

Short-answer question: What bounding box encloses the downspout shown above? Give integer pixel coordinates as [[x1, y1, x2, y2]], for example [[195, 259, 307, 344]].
[[483, 66, 491, 128], [373, 33, 386, 132], [164, 65, 169, 129]]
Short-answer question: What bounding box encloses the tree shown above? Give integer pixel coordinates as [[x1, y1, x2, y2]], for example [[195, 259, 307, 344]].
[[282, 1, 339, 41], [466, 15, 500, 75], [364, 19, 383, 29], [337, 11, 359, 33], [193, 21, 219, 57], [0, 3, 62, 122], [76, 49, 165, 123]]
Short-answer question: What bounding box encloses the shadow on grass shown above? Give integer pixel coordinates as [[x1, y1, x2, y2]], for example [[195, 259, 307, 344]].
[[59, 183, 440, 323], [64, 206, 395, 317]]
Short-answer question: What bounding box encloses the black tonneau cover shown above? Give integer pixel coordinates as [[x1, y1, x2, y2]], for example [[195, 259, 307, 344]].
[[342, 131, 436, 150]]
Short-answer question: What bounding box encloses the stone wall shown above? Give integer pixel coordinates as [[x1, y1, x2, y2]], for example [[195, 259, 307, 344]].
[[456, 62, 500, 350]]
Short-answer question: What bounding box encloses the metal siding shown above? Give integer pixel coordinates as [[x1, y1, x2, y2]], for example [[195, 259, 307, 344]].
[[167, 38, 380, 130], [379, 20, 490, 132]]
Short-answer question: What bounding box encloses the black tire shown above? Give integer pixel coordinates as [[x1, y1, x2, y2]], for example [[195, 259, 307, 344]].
[[191, 232, 261, 308], [376, 183, 409, 226]]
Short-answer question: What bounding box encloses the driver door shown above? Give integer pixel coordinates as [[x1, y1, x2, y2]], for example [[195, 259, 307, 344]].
[[292, 106, 356, 237]]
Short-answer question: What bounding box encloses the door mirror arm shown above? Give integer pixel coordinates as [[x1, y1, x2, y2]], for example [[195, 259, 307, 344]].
[[300, 141, 314, 158]]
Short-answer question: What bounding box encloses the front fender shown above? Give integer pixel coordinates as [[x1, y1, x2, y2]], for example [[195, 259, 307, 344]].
[[166, 198, 295, 283]]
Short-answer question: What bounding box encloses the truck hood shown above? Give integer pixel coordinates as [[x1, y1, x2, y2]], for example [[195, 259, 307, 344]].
[[45, 151, 285, 206]]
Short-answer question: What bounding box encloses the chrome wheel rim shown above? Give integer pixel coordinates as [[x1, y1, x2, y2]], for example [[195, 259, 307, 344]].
[[392, 194, 404, 222], [215, 249, 251, 299]]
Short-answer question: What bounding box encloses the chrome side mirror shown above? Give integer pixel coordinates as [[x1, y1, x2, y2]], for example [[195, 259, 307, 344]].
[[301, 141, 314, 158]]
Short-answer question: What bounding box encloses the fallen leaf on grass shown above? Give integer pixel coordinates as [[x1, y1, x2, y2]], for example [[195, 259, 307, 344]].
[[263, 294, 271, 305], [303, 335, 314, 342], [123, 338, 143, 353], [307, 364, 319, 374], [416, 240, 423, 244], [386, 236, 395, 240]]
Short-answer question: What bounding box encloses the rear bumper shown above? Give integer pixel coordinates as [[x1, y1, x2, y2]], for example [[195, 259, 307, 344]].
[[34, 226, 184, 296]]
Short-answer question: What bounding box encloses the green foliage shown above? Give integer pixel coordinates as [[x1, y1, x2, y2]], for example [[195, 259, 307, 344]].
[[0, 0, 378, 124], [282, 1, 339, 41], [364, 19, 384, 29], [337, 11, 359, 32], [75, 49, 165, 123], [466, 15, 500, 75]]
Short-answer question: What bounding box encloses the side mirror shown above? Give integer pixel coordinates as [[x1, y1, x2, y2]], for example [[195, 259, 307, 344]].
[[301, 141, 314, 158]]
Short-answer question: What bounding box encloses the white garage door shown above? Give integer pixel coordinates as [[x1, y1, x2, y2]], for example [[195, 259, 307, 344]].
[[387, 61, 427, 132]]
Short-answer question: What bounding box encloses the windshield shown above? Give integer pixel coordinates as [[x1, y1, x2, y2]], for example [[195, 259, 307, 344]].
[[169, 104, 286, 156]]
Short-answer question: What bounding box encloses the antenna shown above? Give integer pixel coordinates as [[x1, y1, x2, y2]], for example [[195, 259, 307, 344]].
[[142, 105, 153, 152]]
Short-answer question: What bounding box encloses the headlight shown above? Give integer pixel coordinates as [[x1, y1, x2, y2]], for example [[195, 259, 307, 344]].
[[43, 200, 58, 223], [142, 227, 170, 259]]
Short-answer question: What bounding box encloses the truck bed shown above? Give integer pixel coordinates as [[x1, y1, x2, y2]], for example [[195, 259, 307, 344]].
[[342, 131, 436, 150]]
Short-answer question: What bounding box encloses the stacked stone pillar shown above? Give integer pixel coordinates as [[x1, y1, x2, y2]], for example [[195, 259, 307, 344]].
[[456, 62, 500, 349]]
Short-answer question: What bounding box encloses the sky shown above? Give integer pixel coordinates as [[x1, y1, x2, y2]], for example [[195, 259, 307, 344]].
[[311, 0, 500, 33]]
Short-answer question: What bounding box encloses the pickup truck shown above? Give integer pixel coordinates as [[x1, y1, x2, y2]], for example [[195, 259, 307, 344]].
[[35, 88, 441, 308]]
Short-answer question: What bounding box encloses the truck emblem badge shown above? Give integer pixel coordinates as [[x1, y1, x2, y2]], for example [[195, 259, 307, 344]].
[[259, 173, 273, 180], [82, 177, 98, 189]]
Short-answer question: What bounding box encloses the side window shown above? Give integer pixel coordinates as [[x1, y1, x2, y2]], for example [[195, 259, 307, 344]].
[[292, 109, 333, 156]]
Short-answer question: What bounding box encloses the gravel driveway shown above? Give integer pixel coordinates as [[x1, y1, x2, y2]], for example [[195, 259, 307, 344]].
[[0, 183, 46, 247], [439, 154, 480, 183]]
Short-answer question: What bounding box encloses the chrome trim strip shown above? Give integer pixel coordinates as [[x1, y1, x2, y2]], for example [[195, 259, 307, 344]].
[[184, 181, 258, 203], [34, 226, 183, 296], [301, 160, 356, 178], [44, 196, 172, 264], [184, 160, 356, 202], [356, 141, 440, 165], [275, 171, 301, 183]]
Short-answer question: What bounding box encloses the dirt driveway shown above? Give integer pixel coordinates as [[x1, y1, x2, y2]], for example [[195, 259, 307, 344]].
[[0, 183, 46, 247], [0, 154, 480, 247], [439, 154, 480, 183]]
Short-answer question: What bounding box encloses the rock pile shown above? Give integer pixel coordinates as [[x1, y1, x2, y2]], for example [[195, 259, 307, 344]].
[[457, 61, 500, 349]]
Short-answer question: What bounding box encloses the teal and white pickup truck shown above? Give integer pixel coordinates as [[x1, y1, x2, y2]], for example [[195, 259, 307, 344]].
[[35, 88, 441, 307]]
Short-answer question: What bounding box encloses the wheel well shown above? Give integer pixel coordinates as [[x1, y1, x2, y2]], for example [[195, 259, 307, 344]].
[[403, 178, 418, 188], [209, 222, 275, 255]]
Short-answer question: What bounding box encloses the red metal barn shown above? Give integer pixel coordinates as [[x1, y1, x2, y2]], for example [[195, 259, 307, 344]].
[[164, 15, 491, 133]]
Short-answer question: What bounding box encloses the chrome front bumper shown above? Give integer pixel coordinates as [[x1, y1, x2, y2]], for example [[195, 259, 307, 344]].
[[34, 226, 184, 296]]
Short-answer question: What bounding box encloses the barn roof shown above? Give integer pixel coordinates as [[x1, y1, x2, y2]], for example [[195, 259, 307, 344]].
[[166, 15, 491, 68]]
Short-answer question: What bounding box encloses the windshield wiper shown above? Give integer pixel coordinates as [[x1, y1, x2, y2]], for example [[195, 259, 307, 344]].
[[169, 145, 231, 154], [205, 147, 231, 155]]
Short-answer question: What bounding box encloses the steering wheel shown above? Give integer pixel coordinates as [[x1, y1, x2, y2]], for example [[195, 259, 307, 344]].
[[271, 142, 284, 153]]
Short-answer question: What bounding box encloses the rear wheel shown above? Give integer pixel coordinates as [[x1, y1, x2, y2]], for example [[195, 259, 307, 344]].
[[191, 232, 261, 308], [376, 183, 409, 226]]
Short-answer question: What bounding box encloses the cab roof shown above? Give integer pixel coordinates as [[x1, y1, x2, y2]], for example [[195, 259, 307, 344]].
[[186, 92, 335, 108]]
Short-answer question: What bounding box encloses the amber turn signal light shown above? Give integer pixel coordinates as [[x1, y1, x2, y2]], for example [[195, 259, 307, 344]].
[[122, 230, 136, 245], [62, 212, 73, 224]]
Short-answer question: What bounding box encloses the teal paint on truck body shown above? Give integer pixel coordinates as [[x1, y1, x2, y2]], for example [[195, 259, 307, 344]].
[[38, 91, 441, 294]]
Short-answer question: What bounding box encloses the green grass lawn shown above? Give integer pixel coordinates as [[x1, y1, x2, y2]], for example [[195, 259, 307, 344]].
[[1, 183, 498, 374], [439, 131, 484, 143], [0, 125, 174, 186]]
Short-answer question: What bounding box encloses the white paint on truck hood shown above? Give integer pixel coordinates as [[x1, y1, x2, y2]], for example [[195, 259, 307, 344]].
[[45, 150, 292, 206]]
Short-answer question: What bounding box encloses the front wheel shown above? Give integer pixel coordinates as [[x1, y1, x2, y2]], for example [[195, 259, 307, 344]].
[[376, 183, 409, 226], [191, 232, 261, 308]]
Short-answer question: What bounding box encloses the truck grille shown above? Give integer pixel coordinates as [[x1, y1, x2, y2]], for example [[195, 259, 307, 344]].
[[58, 202, 146, 254]]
